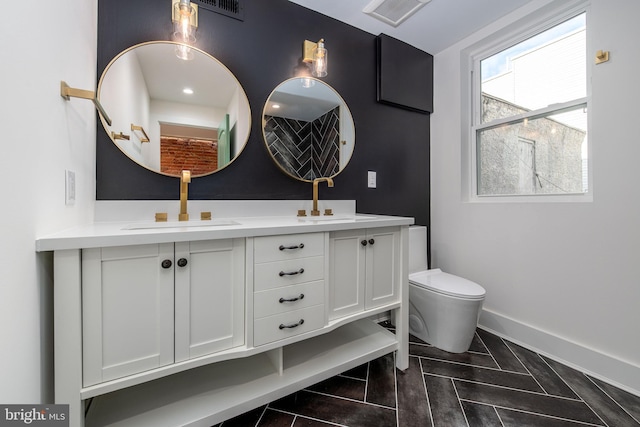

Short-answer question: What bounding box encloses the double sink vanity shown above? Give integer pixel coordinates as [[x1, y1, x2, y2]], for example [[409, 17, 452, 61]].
[[38, 201, 413, 426], [48, 39, 415, 426]]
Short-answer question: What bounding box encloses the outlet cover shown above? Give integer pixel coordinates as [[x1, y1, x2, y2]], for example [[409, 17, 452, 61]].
[[368, 171, 377, 188], [65, 170, 76, 205]]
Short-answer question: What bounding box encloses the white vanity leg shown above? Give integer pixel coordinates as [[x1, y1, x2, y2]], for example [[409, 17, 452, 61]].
[[394, 227, 409, 371], [54, 250, 84, 427]]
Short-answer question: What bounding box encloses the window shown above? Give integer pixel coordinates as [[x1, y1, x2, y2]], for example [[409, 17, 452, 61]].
[[472, 12, 588, 197]]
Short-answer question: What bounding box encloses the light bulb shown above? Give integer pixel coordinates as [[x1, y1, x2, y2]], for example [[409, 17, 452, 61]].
[[180, 16, 190, 41], [312, 39, 327, 78], [173, 0, 196, 45]]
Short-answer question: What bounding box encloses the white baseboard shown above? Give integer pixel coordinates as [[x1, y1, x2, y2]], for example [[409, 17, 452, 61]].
[[479, 308, 640, 397]]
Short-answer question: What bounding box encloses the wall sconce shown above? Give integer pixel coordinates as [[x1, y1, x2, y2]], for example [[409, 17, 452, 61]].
[[303, 39, 328, 78], [172, 0, 198, 60]]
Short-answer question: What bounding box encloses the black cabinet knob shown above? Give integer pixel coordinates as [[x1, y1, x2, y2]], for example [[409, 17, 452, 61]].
[[161, 259, 172, 269], [361, 240, 368, 246], [177, 258, 188, 267], [369, 239, 375, 245]]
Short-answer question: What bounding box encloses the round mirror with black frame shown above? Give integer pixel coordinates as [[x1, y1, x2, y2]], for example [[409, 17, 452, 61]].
[[262, 77, 355, 182], [97, 41, 251, 178]]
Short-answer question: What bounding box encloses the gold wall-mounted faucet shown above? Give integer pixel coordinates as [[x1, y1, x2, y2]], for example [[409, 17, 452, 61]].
[[311, 177, 334, 216], [179, 170, 191, 221]]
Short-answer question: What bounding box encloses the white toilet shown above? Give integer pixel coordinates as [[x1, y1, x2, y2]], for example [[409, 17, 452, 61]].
[[408, 226, 486, 353]]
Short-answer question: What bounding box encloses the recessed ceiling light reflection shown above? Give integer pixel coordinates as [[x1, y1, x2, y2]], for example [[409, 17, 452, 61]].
[[183, 88, 194, 95]]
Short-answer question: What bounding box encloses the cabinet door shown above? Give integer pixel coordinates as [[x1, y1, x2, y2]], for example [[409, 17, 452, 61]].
[[174, 239, 245, 362], [365, 227, 400, 309], [82, 244, 175, 387], [328, 229, 366, 320]]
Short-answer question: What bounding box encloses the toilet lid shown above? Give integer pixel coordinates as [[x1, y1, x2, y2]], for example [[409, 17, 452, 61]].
[[409, 269, 486, 299]]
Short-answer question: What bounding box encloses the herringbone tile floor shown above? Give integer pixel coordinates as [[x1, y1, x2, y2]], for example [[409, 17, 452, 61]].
[[217, 324, 640, 426]]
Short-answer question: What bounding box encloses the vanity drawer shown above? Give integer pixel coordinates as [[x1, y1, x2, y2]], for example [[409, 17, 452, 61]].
[[254, 280, 324, 319], [254, 256, 324, 291], [253, 304, 325, 347], [254, 233, 324, 263]]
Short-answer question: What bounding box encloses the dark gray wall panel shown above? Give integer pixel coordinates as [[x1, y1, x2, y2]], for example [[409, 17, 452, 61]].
[[96, 0, 431, 227]]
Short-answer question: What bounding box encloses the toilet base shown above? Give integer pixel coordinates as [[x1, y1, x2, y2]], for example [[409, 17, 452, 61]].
[[409, 285, 484, 354]]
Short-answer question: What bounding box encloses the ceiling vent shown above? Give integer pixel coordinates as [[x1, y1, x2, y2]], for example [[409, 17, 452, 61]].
[[194, 0, 244, 21], [363, 0, 431, 27]]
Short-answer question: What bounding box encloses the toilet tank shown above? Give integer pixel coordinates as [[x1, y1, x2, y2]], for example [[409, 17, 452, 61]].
[[409, 226, 429, 274]]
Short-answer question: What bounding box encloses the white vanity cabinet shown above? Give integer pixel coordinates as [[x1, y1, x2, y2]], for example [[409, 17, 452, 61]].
[[174, 239, 246, 361], [82, 239, 245, 386], [82, 244, 175, 386], [252, 233, 327, 346], [39, 209, 412, 427], [328, 227, 401, 320]]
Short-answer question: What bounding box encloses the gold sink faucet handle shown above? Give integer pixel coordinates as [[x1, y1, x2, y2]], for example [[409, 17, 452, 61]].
[[179, 170, 191, 221]]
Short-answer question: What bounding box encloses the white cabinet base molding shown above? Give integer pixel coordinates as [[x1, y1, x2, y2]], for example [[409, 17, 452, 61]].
[[85, 320, 396, 427]]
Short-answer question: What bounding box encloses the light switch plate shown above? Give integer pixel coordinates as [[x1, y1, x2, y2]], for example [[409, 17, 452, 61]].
[[65, 170, 76, 205], [368, 171, 377, 188]]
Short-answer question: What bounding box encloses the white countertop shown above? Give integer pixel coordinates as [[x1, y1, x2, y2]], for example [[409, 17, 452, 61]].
[[36, 201, 414, 251]]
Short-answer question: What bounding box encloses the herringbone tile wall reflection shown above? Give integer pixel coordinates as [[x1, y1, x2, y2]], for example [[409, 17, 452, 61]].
[[264, 106, 340, 181], [217, 325, 640, 427]]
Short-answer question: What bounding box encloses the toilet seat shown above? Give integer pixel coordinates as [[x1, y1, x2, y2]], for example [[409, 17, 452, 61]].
[[409, 268, 485, 300]]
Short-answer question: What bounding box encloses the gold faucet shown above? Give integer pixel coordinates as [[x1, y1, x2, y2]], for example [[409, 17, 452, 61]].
[[311, 177, 334, 216], [179, 170, 191, 221]]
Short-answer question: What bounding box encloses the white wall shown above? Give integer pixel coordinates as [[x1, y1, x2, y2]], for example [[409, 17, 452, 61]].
[[431, 0, 640, 393], [0, 1, 97, 402], [99, 49, 150, 165], [227, 85, 251, 158]]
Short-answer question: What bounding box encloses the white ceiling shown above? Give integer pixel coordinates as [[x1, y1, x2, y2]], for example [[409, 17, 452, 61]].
[[288, 0, 536, 54]]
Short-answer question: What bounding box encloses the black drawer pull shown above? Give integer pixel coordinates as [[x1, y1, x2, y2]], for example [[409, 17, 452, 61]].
[[161, 259, 172, 269], [279, 268, 304, 277], [361, 240, 368, 246], [177, 258, 188, 267], [279, 319, 305, 330], [279, 243, 305, 251], [368, 238, 375, 245], [279, 294, 305, 303]]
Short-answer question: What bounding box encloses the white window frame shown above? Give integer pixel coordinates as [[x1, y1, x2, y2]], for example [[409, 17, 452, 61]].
[[463, 0, 592, 203]]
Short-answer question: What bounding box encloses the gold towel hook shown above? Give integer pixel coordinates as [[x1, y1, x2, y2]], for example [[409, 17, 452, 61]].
[[111, 131, 130, 141], [595, 50, 610, 64]]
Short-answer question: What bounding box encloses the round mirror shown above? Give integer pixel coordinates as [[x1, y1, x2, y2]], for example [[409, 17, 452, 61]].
[[97, 41, 251, 177], [262, 77, 355, 182]]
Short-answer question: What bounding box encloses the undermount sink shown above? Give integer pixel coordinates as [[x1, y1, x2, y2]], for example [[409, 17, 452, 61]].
[[122, 219, 240, 230], [297, 215, 377, 222]]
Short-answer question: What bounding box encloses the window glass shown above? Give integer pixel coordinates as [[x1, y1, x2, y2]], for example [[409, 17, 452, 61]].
[[477, 106, 587, 195], [475, 12, 587, 197]]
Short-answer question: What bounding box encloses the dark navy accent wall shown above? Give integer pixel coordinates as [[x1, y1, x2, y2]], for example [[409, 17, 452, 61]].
[[96, 0, 431, 227]]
